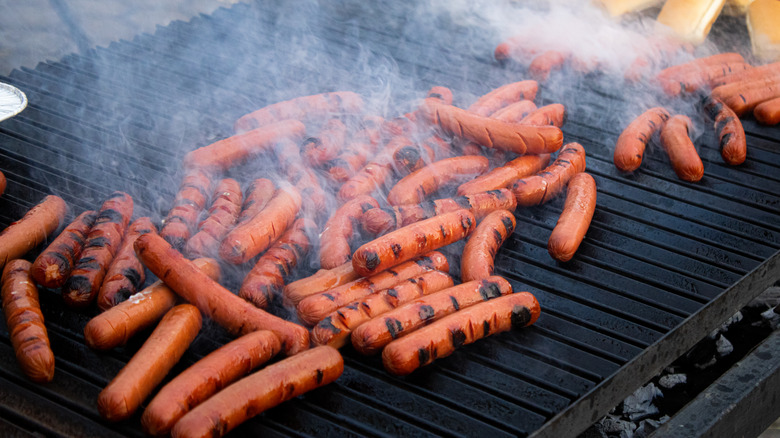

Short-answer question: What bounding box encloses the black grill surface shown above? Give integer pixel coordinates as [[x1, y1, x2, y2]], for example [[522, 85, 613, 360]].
[[0, 2, 779, 437]]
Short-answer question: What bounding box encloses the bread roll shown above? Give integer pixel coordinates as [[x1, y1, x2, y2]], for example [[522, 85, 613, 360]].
[[656, 0, 726, 44], [747, 0, 780, 62], [596, 0, 664, 16], [723, 0, 755, 15]]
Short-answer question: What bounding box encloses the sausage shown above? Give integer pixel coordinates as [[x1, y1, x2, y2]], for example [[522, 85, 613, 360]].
[[185, 178, 243, 258], [613, 107, 671, 173], [528, 50, 569, 81], [337, 136, 409, 202], [324, 117, 385, 183], [351, 276, 513, 355], [233, 91, 364, 132], [134, 233, 309, 355], [219, 186, 302, 264], [311, 270, 454, 349], [421, 135, 457, 160], [352, 209, 475, 278], [710, 74, 780, 104], [710, 61, 780, 88], [699, 96, 747, 165], [493, 35, 542, 63], [421, 100, 564, 156], [160, 169, 213, 251], [170, 346, 343, 438], [656, 52, 746, 82], [659, 115, 704, 182], [715, 79, 780, 117], [392, 140, 436, 176], [0, 195, 68, 271], [239, 218, 314, 309], [457, 155, 551, 196], [283, 261, 361, 307], [141, 330, 281, 436], [490, 99, 538, 121], [302, 118, 348, 167], [0, 170, 5, 197], [754, 96, 780, 126], [320, 195, 380, 269], [97, 304, 202, 422], [386, 156, 490, 206], [548, 172, 597, 262], [97, 217, 157, 310], [519, 103, 567, 127], [511, 142, 587, 207], [63, 192, 133, 309], [362, 189, 517, 235], [461, 210, 516, 282], [1, 260, 55, 383], [297, 251, 450, 326], [84, 258, 220, 351], [31, 209, 97, 289], [660, 62, 752, 97], [275, 139, 330, 223], [467, 80, 539, 117], [238, 178, 275, 223], [382, 291, 540, 375]]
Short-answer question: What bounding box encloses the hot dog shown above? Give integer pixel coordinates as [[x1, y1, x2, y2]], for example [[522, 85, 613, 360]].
[[31, 209, 97, 289], [660, 62, 752, 97], [219, 186, 301, 264], [490, 99, 538, 121], [710, 61, 780, 88], [548, 172, 597, 262], [320, 195, 380, 269], [1, 260, 55, 383], [141, 330, 281, 436], [84, 258, 220, 351], [134, 233, 310, 355], [311, 270, 454, 349], [238, 178, 275, 223], [382, 291, 540, 376], [519, 103, 567, 127], [613, 107, 671, 173], [716, 79, 780, 117], [97, 216, 157, 310], [0, 195, 68, 271], [0, 170, 5, 197], [275, 139, 330, 223], [63, 191, 133, 309], [170, 346, 343, 438], [659, 115, 704, 182], [421, 100, 564, 155], [754, 96, 780, 125], [710, 74, 780, 104], [352, 209, 475, 278], [386, 156, 490, 206], [467, 80, 539, 117], [392, 140, 436, 176], [97, 304, 202, 422], [351, 276, 513, 355], [325, 117, 385, 183], [362, 189, 517, 235], [282, 261, 361, 306], [512, 142, 587, 207], [302, 118, 348, 167], [185, 178, 243, 258], [239, 218, 314, 309], [656, 52, 746, 82], [233, 91, 363, 132], [461, 209, 516, 282], [296, 251, 450, 326], [160, 169, 212, 251], [699, 95, 747, 165], [457, 155, 550, 195], [337, 136, 410, 202], [528, 50, 569, 81]]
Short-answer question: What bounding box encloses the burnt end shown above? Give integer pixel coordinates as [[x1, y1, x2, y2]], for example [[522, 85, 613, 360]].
[[302, 137, 322, 150], [96, 208, 125, 225], [511, 305, 532, 327], [428, 92, 444, 100], [122, 268, 143, 289], [162, 234, 187, 251], [720, 133, 734, 149], [417, 347, 431, 365], [319, 317, 341, 334], [106, 192, 128, 200], [85, 236, 110, 249], [385, 318, 403, 339], [360, 202, 375, 213], [64, 275, 94, 297], [114, 287, 134, 305], [396, 146, 421, 166], [418, 304, 435, 322], [363, 250, 380, 271], [453, 195, 473, 209], [478, 281, 502, 300], [47, 251, 71, 272], [483, 320, 491, 337], [390, 243, 402, 258], [74, 257, 100, 271], [500, 215, 515, 234], [451, 328, 467, 348], [449, 295, 460, 311], [316, 369, 324, 384], [67, 230, 88, 241]]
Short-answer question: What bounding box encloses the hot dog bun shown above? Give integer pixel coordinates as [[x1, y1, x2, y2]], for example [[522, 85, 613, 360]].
[[723, 0, 755, 15], [747, 0, 780, 62], [596, 0, 664, 16], [656, 0, 726, 44]]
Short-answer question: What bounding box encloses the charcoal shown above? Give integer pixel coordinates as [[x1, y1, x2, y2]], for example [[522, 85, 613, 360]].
[[658, 373, 687, 389], [715, 334, 733, 357], [748, 287, 780, 309], [599, 415, 637, 435], [634, 416, 670, 438], [622, 383, 662, 422], [719, 311, 743, 332]]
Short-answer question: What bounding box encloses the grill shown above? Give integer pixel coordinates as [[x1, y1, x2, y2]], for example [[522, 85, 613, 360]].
[[1, 1, 779, 437]]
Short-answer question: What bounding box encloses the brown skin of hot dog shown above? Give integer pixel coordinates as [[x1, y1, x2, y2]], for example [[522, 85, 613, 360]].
[[97, 216, 156, 310], [457, 155, 550, 196], [461, 209, 517, 282], [511, 142, 587, 207], [659, 115, 704, 182], [160, 169, 212, 251], [548, 172, 597, 262], [302, 118, 348, 167], [467, 80, 538, 117], [233, 91, 363, 132], [386, 156, 489, 206], [699, 96, 747, 165], [754, 97, 780, 126], [0, 195, 68, 271], [320, 195, 380, 269], [282, 261, 361, 307], [238, 178, 275, 223], [613, 107, 670, 173], [185, 178, 243, 259], [31, 209, 97, 289], [519, 103, 567, 127]]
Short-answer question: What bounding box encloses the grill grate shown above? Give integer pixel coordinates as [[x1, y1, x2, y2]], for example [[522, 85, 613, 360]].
[[0, 1, 779, 437]]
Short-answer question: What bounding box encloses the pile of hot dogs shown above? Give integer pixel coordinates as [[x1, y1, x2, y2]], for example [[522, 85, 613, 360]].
[[0, 77, 605, 437]]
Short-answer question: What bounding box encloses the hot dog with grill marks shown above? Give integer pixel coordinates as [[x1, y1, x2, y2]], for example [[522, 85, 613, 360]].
[[160, 169, 212, 251], [141, 330, 281, 436], [457, 155, 550, 196], [529, 50, 569, 81], [716, 79, 780, 117], [170, 346, 343, 438], [699, 95, 747, 165], [63, 192, 133, 309], [337, 135, 412, 202], [84, 258, 220, 351], [325, 116, 385, 183], [97, 216, 156, 310], [320, 195, 380, 269], [312, 270, 454, 349], [512, 142, 587, 207], [0, 171, 5, 197], [461, 210, 517, 282], [275, 139, 330, 223], [659, 62, 752, 97], [0, 195, 68, 271], [754, 96, 780, 126], [238, 178, 275, 223], [297, 251, 450, 326], [421, 100, 564, 156], [392, 140, 436, 176], [31, 209, 97, 289], [2, 260, 55, 383], [98, 304, 202, 422], [351, 276, 513, 355], [283, 261, 361, 306], [613, 107, 671, 173], [352, 209, 475, 278], [656, 52, 746, 82], [548, 173, 597, 262], [219, 186, 301, 264], [382, 291, 540, 376], [519, 103, 567, 127], [490, 100, 538, 121], [386, 156, 490, 206], [185, 178, 243, 258], [467, 81, 538, 117], [233, 91, 363, 132], [239, 218, 314, 309], [362, 189, 517, 235], [659, 115, 704, 182], [134, 233, 309, 355], [302, 118, 348, 167], [710, 62, 780, 88]]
